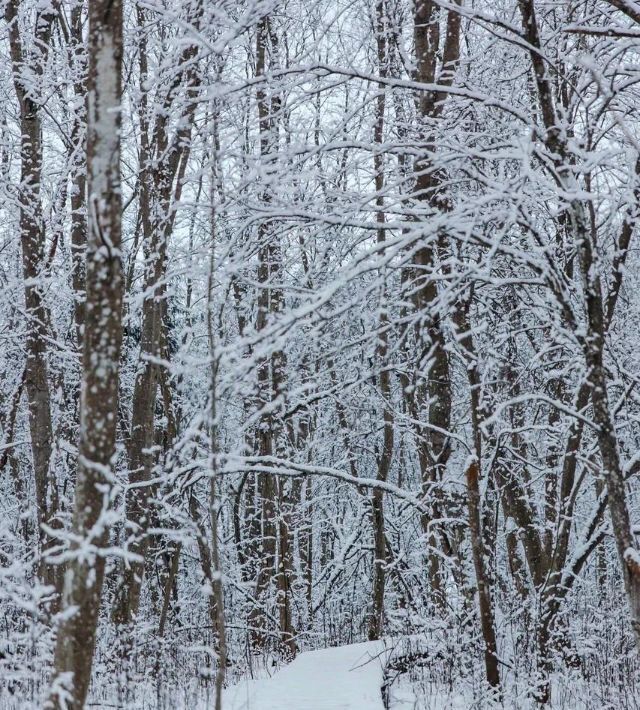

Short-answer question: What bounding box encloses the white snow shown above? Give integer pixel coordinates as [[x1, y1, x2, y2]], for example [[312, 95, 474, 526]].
[[225, 641, 389, 710]]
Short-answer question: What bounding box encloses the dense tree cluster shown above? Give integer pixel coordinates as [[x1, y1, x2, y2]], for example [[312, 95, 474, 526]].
[[1, 1, 640, 707]]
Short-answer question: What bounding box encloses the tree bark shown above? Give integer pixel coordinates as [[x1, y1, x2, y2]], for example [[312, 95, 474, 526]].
[[453, 295, 501, 691], [113, 4, 201, 628], [49, 1, 124, 706], [248, 14, 297, 656], [411, 0, 461, 608], [368, 0, 394, 643], [518, 0, 640, 684], [5, 0, 60, 598]]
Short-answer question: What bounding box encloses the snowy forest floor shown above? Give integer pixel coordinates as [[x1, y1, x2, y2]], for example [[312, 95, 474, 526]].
[[217, 638, 639, 710], [224, 640, 388, 710], [3, 634, 639, 709]]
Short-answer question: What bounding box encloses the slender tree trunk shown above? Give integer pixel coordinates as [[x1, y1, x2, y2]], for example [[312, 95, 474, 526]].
[[5, 0, 59, 598], [68, 3, 87, 345], [453, 296, 501, 691], [580, 234, 640, 645], [466, 461, 501, 690], [277, 478, 297, 658], [249, 14, 296, 655], [206, 175, 227, 709], [368, 0, 394, 643], [157, 542, 181, 639], [113, 5, 200, 627]]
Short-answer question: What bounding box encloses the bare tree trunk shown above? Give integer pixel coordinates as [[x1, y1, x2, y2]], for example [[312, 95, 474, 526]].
[[277, 478, 297, 658], [67, 3, 87, 344], [113, 4, 200, 627], [410, 0, 461, 608], [580, 227, 640, 645], [466, 460, 500, 690], [248, 14, 297, 656], [186, 155, 230, 710], [157, 542, 181, 639], [518, 0, 640, 684], [49, 1, 124, 706], [368, 0, 394, 643], [453, 296, 501, 691], [5, 0, 59, 598]]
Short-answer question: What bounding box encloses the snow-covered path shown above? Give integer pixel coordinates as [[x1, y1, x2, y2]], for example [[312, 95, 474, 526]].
[[225, 641, 389, 710]]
